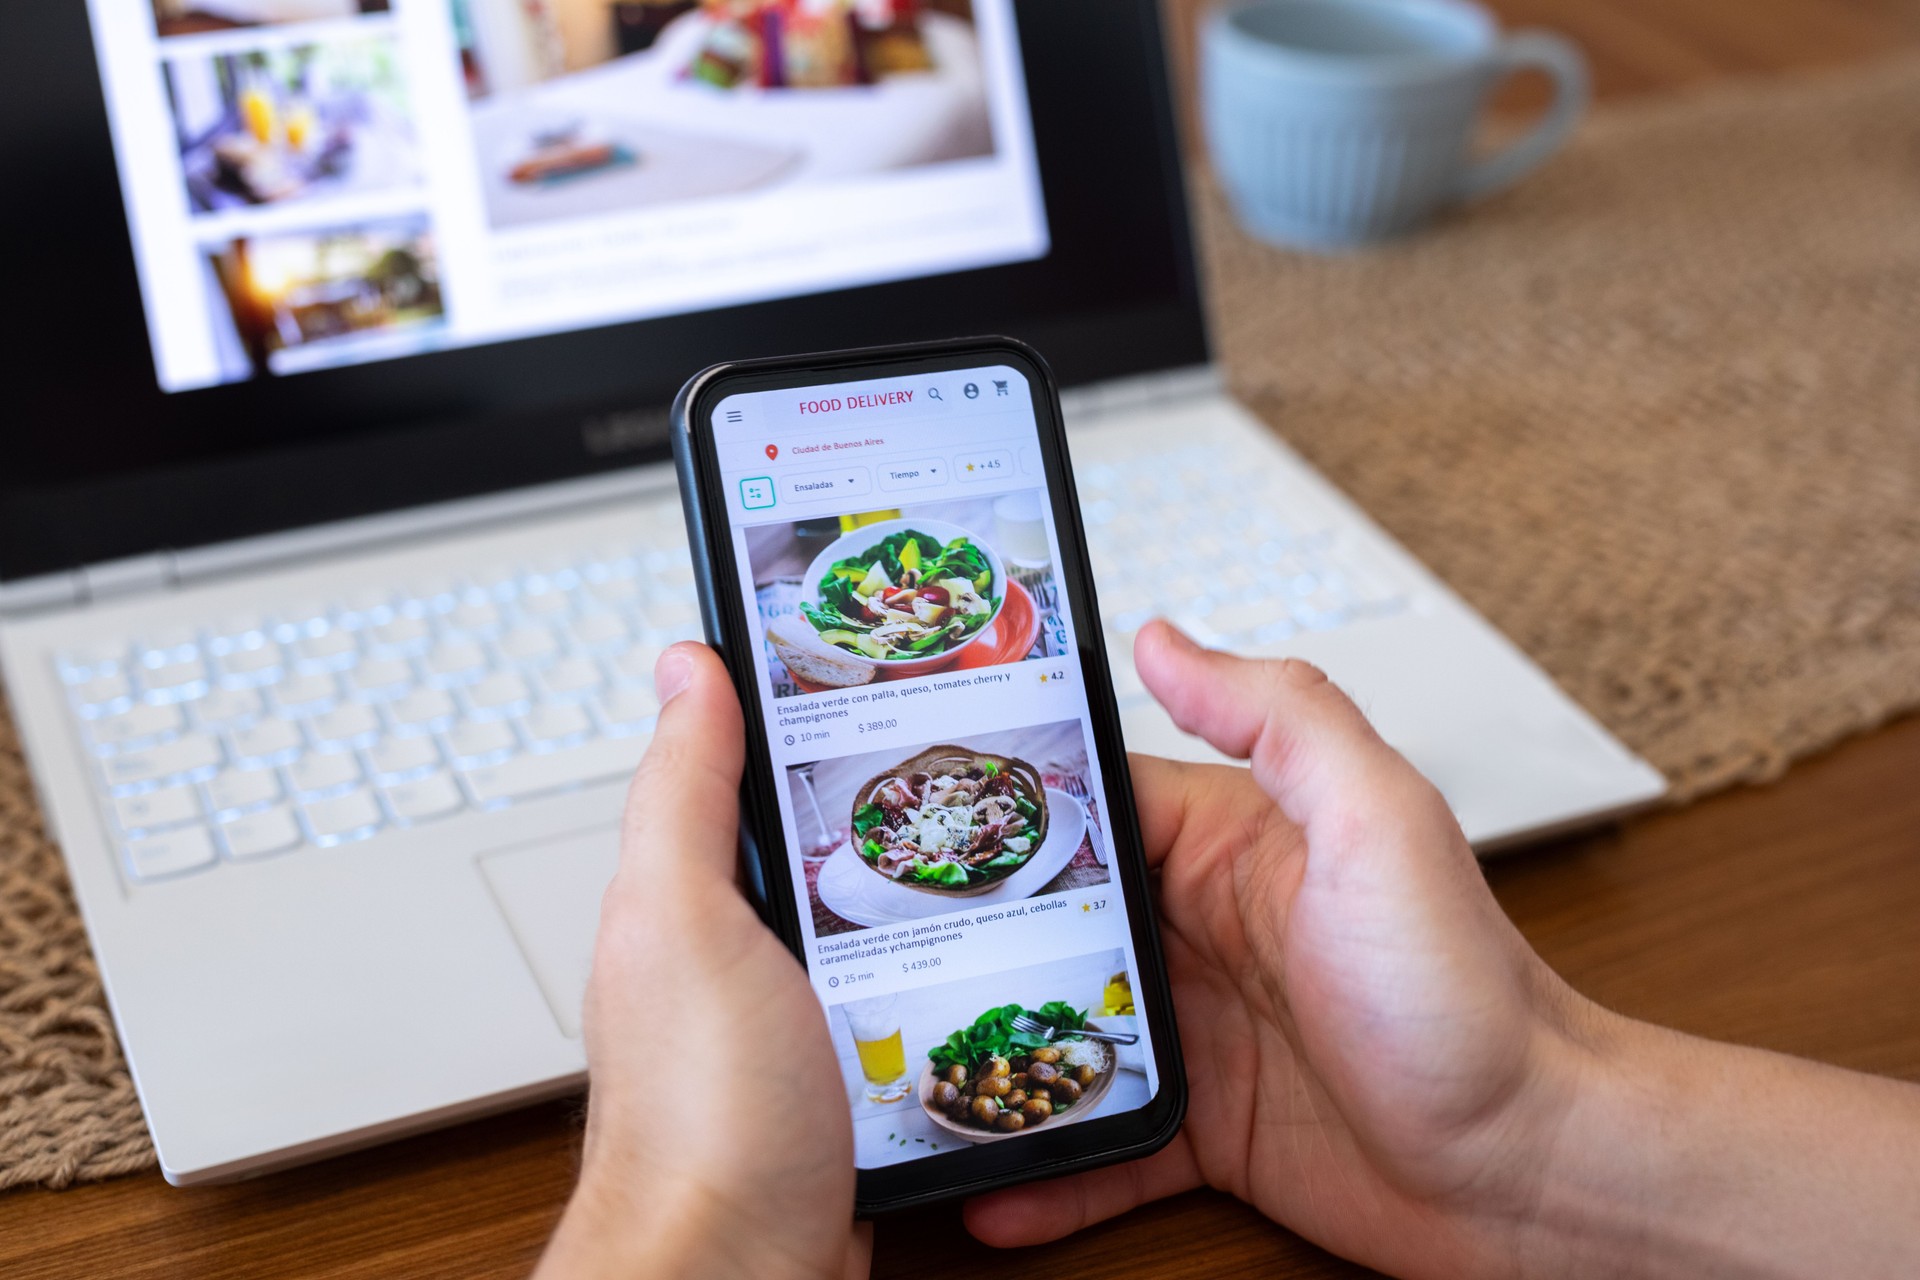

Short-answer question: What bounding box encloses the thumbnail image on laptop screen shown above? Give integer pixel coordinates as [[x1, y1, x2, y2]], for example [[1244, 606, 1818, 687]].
[[710, 365, 1160, 1168], [86, 1, 1049, 392]]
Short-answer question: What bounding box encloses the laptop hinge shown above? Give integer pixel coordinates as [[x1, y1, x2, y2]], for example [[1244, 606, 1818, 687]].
[[0, 554, 182, 620], [83, 553, 180, 603], [1061, 363, 1224, 424], [0, 571, 86, 618]]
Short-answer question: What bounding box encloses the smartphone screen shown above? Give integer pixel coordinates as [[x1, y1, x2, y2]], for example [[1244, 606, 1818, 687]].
[[689, 348, 1178, 1191]]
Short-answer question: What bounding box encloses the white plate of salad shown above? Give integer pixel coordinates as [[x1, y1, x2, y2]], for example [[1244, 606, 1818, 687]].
[[771, 519, 1007, 685]]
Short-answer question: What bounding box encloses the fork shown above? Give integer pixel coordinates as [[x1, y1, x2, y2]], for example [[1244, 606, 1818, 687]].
[[1055, 772, 1106, 866], [1011, 1012, 1138, 1045]]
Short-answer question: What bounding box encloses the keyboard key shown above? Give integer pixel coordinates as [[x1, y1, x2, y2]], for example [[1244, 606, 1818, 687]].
[[497, 626, 560, 664], [423, 640, 487, 684], [301, 789, 383, 843], [90, 703, 184, 750], [295, 629, 359, 669], [113, 784, 200, 833], [369, 616, 431, 654], [103, 735, 223, 791], [207, 768, 281, 814], [311, 703, 381, 747], [194, 687, 264, 729], [346, 657, 413, 700], [610, 646, 664, 686], [390, 687, 458, 730], [520, 703, 593, 748], [59, 643, 128, 679], [337, 590, 396, 629], [649, 556, 695, 591], [272, 602, 331, 642], [207, 613, 269, 649], [136, 628, 200, 665], [568, 613, 630, 652], [288, 752, 361, 797], [368, 735, 441, 782], [446, 598, 502, 633], [216, 644, 284, 684], [461, 734, 647, 805], [141, 658, 210, 702], [642, 595, 700, 632], [1214, 592, 1295, 639], [126, 827, 218, 881], [385, 772, 464, 823], [444, 719, 518, 766], [466, 672, 532, 717], [586, 578, 641, 608], [518, 587, 571, 619], [73, 672, 133, 712], [538, 657, 603, 700], [272, 673, 338, 715], [400, 580, 456, 615], [219, 806, 303, 860], [230, 718, 303, 765], [596, 687, 660, 731]]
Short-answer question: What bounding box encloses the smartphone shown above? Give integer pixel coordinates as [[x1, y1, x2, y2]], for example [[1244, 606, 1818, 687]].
[[671, 337, 1185, 1213]]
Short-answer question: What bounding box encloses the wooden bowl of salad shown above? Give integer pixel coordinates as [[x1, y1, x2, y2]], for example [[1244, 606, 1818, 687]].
[[774, 519, 1007, 686], [917, 1002, 1119, 1143], [851, 746, 1048, 896]]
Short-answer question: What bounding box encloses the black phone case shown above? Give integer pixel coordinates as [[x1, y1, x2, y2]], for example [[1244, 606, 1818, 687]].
[[669, 336, 1186, 1214]]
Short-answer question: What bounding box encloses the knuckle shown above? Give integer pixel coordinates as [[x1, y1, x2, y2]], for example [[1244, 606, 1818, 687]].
[[1268, 656, 1331, 688]]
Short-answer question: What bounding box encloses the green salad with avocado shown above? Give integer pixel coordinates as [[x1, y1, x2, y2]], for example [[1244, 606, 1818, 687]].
[[800, 529, 999, 661]]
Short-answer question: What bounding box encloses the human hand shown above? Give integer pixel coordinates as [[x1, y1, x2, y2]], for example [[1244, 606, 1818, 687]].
[[965, 620, 1603, 1277], [536, 643, 869, 1280]]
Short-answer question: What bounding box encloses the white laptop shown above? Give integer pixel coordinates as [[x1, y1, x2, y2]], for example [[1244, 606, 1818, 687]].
[[0, 0, 1662, 1184]]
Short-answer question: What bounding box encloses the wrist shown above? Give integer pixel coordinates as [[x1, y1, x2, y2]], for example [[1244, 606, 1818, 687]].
[[536, 1165, 685, 1280], [539, 1160, 840, 1280], [1479, 999, 1783, 1279], [1442, 985, 1675, 1278]]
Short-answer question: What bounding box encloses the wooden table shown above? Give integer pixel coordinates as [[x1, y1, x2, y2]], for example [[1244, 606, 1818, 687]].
[[9, 3, 1920, 1276]]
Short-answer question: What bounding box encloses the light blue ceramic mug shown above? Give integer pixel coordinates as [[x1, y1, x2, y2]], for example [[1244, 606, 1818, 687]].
[[1203, 0, 1588, 249]]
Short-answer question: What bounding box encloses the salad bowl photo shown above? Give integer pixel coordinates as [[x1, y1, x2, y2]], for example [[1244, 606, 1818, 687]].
[[849, 746, 1048, 897], [813, 782, 1088, 926], [768, 518, 1008, 687]]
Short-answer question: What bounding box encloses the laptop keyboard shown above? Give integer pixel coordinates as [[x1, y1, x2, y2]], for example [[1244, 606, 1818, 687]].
[[54, 431, 1409, 884], [58, 542, 706, 881], [1074, 435, 1410, 704]]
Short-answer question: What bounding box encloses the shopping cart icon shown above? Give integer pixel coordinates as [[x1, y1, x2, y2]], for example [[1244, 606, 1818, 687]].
[[993, 380, 1009, 396]]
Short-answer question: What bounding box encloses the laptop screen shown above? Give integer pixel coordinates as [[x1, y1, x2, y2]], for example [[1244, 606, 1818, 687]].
[[92, 1, 1048, 393], [2, 1, 1203, 584]]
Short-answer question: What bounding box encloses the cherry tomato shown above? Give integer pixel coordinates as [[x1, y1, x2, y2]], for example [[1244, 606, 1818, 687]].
[[918, 585, 951, 607]]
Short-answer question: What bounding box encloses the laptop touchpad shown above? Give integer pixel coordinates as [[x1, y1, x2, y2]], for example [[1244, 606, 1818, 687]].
[[478, 826, 621, 1039]]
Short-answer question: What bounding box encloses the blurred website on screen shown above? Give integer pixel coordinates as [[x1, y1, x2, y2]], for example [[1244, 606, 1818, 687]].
[[91, 1, 1048, 391]]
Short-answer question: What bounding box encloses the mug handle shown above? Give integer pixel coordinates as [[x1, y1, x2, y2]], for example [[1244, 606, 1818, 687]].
[[1452, 31, 1590, 202]]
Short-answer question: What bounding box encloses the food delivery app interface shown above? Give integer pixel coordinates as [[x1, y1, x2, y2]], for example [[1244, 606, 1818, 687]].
[[713, 366, 1160, 1167]]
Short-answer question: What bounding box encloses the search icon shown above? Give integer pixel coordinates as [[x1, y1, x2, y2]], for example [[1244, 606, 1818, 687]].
[[927, 387, 943, 401]]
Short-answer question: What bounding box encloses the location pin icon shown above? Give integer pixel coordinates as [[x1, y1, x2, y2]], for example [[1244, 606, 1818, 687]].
[[765, 444, 779, 461]]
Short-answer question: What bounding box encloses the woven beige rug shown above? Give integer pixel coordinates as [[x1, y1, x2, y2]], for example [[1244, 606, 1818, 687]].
[[4, 57, 1919, 1191]]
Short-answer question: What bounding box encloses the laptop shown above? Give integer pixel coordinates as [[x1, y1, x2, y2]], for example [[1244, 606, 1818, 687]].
[[0, 0, 1663, 1184]]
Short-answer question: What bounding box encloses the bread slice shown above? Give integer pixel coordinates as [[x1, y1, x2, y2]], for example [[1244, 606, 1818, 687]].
[[768, 615, 876, 688]]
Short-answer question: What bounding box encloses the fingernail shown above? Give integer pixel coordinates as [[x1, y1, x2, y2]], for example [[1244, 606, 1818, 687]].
[[1148, 619, 1196, 652], [655, 646, 697, 704]]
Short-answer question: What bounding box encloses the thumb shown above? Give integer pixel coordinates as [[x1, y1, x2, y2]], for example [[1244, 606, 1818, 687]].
[[1133, 620, 1442, 846], [616, 641, 746, 885]]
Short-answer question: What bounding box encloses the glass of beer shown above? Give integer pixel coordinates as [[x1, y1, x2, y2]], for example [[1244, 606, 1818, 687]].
[[844, 994, 910, 1103]]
